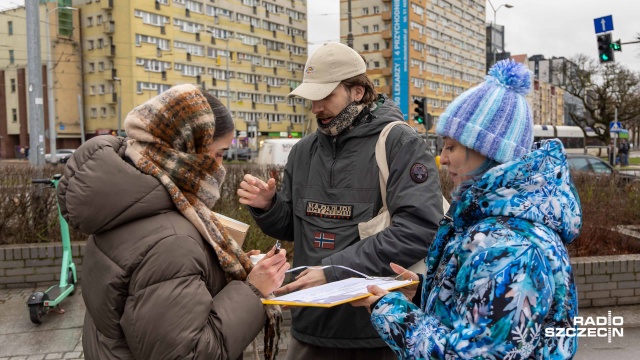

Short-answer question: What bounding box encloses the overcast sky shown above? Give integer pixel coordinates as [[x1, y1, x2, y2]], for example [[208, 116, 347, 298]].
[[4, 0, 638, 73], [308, 0, 640, 73]]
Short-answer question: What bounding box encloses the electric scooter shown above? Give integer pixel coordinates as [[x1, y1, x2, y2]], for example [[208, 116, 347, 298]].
[[27, 174, 77, 324]]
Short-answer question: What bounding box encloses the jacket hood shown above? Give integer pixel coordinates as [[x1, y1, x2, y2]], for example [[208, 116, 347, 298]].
[[452, 139, 582, 244], [57, 135, 174, 235]]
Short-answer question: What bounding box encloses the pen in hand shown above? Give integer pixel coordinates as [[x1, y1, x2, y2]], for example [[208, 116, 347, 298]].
[[274, 240, 281, 254]]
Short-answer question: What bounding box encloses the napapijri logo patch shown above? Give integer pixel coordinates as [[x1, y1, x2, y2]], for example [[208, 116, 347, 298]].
[[306, 201, 353, 220]]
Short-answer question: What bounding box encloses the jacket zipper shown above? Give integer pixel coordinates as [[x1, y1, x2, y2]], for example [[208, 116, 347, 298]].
[[330, 137, 337, 187]]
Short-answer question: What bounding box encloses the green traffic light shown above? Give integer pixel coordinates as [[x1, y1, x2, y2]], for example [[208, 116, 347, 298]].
[[610, 42, 621, 51], [601, 54, 609, 61], [416, 116, 424, 124]]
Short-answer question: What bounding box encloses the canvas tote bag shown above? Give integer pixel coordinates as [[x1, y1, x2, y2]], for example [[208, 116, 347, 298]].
[[358, 121, 450, 274]]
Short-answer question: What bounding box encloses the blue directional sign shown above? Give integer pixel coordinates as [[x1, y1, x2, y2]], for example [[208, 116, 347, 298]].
[[610, 121, 622, 133], [594, 15, 614, 34]]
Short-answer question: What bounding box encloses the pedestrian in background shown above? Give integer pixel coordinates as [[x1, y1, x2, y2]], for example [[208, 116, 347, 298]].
[[238, 42, 443, 360], [58, 84, 289, 360], [353, 60, 581, 359], [619, 139, 629, 167]]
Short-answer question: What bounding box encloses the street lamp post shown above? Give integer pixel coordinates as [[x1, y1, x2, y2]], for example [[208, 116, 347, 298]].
[[113, 77, 122, 136], [44, 5, 77, 164], [487, 0, 513, 67]]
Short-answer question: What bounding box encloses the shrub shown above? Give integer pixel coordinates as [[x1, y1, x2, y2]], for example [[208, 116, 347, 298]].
[[1, 164, 639, 259]]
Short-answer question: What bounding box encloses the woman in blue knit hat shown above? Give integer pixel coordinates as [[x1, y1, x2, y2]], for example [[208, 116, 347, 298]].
[[353, 59, 581, 359]]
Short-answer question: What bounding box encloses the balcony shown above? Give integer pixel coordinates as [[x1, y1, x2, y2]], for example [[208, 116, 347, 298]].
[[104, 45, 116, 57], [382, 67, 392, 76], [381, 30, 391, 40], [382, 49, 392, 58], [381, 11, 391, 22], [106, 92, 117, 104], [377, 86, 391, 95], [103, 21, 115, 34]]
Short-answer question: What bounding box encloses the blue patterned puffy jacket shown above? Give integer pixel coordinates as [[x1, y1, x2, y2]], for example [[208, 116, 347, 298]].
[[371, 139, 581, 359]]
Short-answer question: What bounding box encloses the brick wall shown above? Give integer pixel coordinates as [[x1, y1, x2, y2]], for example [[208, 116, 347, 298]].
[[2, 243, 640, 308], [0, 242, 84, 289], [572, 254, 640, 307]]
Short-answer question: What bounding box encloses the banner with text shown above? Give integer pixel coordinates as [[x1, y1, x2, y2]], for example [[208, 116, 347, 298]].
[[392, 0, 409, 120]]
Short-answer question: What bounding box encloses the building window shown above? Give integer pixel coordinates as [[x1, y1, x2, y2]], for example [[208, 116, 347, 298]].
[[91, 108, 97, 118], [98, 62, 104, 71], [374, 61, 380, 68], [373, 43, 380, 51], [89, 63, 95, 72], [12, 109, 17, 123], [101, 107, 107, 117], [373, 6, 380, 14], [97, 15, 103, 25], [362, 25, 369, 33], [98, 39, 104, 48], [9, 50, 14, 64], [10, 78, 16, 92], [362, 7, 368, 15], [373, 24, 379, 32], [90, 86, 95, 95], [363, 44, 369, 51], [88, 40, 94, 50], [87, 17, 93, 26], [8, 21, 12, 35], [374, 79, 380, 86]]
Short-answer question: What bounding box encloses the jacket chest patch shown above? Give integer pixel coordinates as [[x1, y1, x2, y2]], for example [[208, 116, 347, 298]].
[[410, 163, 429, 183], [306, 201, 353, 220], [314, 232, 336, 249]]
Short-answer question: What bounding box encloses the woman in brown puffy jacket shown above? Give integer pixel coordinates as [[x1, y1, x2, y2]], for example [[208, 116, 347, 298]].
[[58, 84, 289, 359]]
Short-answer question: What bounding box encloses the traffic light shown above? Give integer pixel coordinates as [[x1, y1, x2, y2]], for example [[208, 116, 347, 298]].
[[425, 113, 434, 131], [597, 33, 615, 63], [413, 98, 425, 124], [611, 39, 622, 52]]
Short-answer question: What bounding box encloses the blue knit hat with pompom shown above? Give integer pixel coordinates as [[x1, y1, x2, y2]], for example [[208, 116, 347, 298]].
[[436, 59, 534, 163]]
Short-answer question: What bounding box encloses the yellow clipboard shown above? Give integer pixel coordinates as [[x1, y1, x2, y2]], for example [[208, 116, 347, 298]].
[[261, 278, 419, 308]]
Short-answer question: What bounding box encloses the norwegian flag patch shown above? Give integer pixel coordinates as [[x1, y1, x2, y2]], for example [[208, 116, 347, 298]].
[[313, 232, 336, 250]]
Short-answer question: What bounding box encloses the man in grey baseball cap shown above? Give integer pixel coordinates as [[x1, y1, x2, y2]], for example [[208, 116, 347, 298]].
[[238, 42, 443, 360]]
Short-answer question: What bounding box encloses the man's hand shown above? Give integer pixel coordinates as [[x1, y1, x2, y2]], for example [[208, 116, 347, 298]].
[[274, 267, 327, 295], [238, 174, 277, 211]]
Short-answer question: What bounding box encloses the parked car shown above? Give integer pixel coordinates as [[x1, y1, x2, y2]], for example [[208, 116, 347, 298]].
[[566, 154, 639, 183], [223, 147, 256, 161], [45, 149, 75, 164]]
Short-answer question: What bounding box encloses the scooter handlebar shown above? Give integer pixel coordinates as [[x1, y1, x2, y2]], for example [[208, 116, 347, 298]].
[[31, 179, 53, 184]]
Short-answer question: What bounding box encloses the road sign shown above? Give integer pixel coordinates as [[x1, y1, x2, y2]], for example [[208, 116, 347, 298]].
[[593, 15, 614, 34], [610, 121, 622, 133]]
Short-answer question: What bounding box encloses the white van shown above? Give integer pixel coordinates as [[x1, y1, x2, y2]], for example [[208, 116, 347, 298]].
[[257, 138, 301, 166]]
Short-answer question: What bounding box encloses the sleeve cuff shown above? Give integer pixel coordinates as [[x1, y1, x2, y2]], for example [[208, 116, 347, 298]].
[[244, 279, 265, 298]]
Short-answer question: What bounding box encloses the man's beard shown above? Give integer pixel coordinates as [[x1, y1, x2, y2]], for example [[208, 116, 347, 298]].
[[316, 100, 365, 136]]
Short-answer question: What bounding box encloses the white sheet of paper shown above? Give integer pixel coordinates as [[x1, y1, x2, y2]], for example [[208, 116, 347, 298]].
[[272, 277, 413, 305]]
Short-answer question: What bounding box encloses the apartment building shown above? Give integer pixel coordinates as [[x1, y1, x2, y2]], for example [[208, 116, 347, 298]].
[[512, 54, 565, 126], [339, 0, 486, 133], [78, 0, 309, 148], [0, 2, 82, 158]]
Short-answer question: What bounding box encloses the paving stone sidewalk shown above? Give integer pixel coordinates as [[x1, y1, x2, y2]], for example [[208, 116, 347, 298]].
[[2, 285, 639, 359], [0, 286, 290, 360]]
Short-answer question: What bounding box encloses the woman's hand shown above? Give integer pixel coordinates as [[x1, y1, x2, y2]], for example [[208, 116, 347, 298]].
[[237, 174, 277, 211], [351, 263, 419, 312], [247, 246, 289, 296]]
